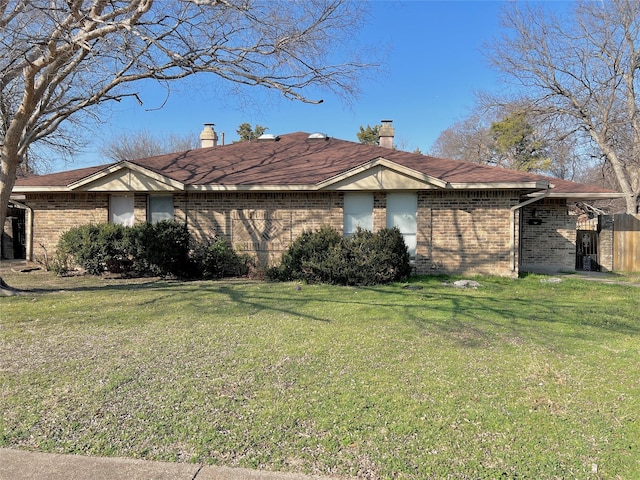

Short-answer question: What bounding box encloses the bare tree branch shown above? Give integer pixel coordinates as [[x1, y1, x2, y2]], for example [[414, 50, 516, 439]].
[[487, 0, 640, 213], [1, 0, 378, 246]]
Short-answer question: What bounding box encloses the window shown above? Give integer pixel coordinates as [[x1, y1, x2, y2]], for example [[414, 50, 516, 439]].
[[343, 193, 373, 235], [109, 195, 134, 226], [148, 195, 174, 223], [386, 193, 417, 258]]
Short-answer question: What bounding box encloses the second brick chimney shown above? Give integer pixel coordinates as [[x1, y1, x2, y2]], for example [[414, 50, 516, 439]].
[[200, 123, 218, 148]]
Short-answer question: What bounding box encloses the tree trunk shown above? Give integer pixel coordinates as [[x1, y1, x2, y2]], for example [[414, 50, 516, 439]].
[[1, 145, 21, 294]]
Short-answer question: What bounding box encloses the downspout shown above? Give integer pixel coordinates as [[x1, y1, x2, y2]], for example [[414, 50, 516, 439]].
[[509, 189, 552, 274], [8, 199, 33, 261]]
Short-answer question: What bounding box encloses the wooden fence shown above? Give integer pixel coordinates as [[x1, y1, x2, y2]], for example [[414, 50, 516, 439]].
[[613, 214, 640, 272]]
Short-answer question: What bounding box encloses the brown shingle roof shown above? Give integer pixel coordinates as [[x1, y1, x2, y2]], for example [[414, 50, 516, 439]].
[[14, 132, 618, 195]]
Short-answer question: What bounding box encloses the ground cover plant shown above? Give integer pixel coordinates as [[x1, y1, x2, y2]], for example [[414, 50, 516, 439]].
[[1, 270, 638, 479]]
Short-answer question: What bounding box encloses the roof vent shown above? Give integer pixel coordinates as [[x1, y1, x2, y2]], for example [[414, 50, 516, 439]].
[[308, 132, 329, 140], [257, 133, 279, 141]]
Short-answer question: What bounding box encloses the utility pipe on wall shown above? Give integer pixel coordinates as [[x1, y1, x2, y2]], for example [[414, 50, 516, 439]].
[[509, 189, 552, 274]]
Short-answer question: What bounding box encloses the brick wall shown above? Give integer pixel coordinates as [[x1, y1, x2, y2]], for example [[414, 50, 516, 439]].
[[175, 192, 343, 267], [416, 190, 520, 277], [25, 190, 574, 276], [26, 193, 110, 262], [519, 199, 576, 273]]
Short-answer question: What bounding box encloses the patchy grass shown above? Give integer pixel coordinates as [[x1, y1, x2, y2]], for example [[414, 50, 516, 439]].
[[1, 270, 639, 479]]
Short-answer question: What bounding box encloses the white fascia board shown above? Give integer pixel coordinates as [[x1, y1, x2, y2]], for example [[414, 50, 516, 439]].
[[446, 180, 551, 190], [528, 192, 626, 199], [12, 186, 70, 193], [187, 184, 317, 192]]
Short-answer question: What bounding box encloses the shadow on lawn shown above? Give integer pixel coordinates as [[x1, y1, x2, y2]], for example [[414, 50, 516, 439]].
[[363, 280, 640, 341], [190, 278, 640, 343], [8, 272, 638, 341]]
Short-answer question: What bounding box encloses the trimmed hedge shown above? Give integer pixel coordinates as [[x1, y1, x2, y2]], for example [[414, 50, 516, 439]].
[[127, 221, 191, 276], [52, 221, 249, 279], [54, 223, 130, 275], [190, 238, 251, 279], [266, 226, 412, 286]]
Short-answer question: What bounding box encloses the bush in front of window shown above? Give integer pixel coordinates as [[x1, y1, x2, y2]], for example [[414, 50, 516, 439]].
[[52, 221, 250, 279], [128, 220, 191, 277], [266, 226, 411, 286], [53, 223, 130, 275]]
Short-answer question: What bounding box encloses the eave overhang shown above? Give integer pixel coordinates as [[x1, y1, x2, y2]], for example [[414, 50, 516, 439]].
[[447, 180, 551, 190], [526, 192, 626, 200]]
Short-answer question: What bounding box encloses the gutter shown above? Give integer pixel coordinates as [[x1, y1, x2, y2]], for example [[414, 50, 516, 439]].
[[509, 189, 552, 273], [8, 199, 34, 261]]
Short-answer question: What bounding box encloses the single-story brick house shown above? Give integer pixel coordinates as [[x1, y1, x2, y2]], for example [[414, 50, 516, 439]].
[[9, 122, 622, 276]]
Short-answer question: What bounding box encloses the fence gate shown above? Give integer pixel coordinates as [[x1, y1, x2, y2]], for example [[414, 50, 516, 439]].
[[576, 230, 599, 271], [613, 214, 640, 272]]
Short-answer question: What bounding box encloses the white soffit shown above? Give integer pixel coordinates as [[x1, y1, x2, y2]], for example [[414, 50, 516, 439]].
[[529, 192, 626, 200], [68, 162, 184, 192]]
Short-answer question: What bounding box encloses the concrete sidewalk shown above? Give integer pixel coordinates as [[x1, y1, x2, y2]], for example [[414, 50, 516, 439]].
[[0, 448, 340, 480]]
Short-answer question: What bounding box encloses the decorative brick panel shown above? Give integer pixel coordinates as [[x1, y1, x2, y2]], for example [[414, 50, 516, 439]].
[[179, 192, 343, 267]]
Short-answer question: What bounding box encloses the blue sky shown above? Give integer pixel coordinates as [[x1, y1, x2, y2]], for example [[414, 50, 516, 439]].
[[64, 0, 509, 172]]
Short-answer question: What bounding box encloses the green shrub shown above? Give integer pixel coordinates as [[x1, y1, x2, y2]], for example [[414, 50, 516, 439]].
[[190, 238, 251, 279], [265, 225, 341, 281], [53, 221, 250, 280], [326, 227, 412, 286], [267, 226, 411, 286], [54, 223, 130, 275], [128, 221, 191, 276]]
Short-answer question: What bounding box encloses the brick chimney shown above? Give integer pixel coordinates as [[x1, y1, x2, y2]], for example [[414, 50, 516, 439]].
[[378, 120, 394, 149], [200, 123, 218, 148]]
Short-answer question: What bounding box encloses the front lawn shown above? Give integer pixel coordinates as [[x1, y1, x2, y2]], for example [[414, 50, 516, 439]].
[[1, 270, 638, 479]]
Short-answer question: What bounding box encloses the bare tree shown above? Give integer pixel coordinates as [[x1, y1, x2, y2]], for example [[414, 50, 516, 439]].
[[0, 0, 376, 256], [431, 100, 589, 179], [429, 113, 493, 164], [102, 130, 198, 162], [488, 0, 640, 213]]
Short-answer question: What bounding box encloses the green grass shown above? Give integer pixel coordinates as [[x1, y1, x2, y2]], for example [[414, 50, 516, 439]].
[[1, 270, 639, 479]]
